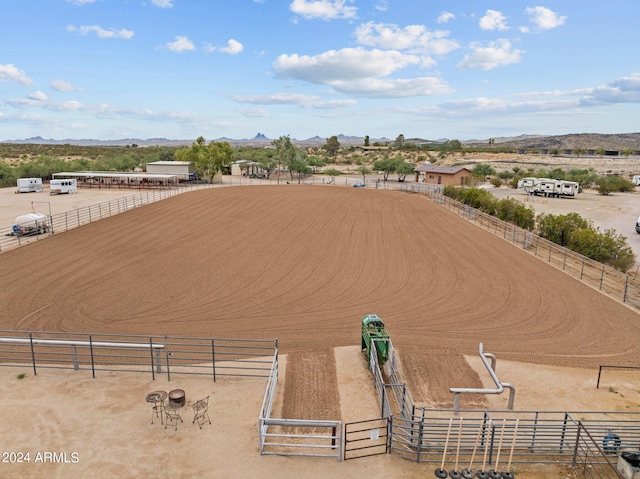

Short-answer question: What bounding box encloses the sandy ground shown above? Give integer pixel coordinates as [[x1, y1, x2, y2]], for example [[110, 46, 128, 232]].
[[2, 346, 638, 479], [1, 184, 640, 478]]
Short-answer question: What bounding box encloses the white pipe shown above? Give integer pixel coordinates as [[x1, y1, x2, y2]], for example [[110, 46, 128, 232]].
[[0, 337, 165, 349]]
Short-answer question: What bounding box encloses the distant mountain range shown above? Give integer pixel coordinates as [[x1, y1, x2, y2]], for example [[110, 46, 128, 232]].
[[3, 132, 639, 150], [1, 133, 391, 148], [463, 132, 640, 150]]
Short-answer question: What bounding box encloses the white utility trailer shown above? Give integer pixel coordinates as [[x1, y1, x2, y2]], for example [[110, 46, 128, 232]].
[[49, 179, 77, 195], [16, 178, 43, 193]]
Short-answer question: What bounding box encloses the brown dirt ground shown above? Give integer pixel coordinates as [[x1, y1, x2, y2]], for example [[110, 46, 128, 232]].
[[1, 184, 640, 478]]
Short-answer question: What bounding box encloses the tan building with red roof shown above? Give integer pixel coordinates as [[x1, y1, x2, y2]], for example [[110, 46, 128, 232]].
[[414, 164, 473, 186]]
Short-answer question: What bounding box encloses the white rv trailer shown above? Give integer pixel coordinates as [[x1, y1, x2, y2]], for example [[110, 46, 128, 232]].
[[49, 179, 77, 195], [523, 178, 579, 198], [632, 175, 640, 186], [516, 177, 537, 190], [16, 178, 43, 193]]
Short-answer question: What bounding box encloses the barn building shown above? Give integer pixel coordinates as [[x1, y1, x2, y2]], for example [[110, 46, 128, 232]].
[[145, 161, 194, 180]]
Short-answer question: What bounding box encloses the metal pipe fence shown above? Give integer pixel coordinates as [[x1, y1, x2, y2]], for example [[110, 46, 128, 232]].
[[0, 182, 213, 252], [0, 330, 277, 381], [363, 334, 637, 475]]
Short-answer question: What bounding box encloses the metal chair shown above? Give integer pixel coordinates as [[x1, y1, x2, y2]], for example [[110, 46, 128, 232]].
[[192, 396, 211, 429], [164, 401, 183, 430]]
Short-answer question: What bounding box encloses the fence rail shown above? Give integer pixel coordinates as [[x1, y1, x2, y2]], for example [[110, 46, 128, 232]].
[[0, 330, 277, 381]]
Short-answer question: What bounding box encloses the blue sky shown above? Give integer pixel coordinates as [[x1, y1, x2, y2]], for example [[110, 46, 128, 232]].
[[1, 0, 639, 141]]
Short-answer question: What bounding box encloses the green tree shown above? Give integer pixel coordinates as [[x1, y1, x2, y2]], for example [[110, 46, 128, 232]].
[[272, 135, 296, 184], [307, 155, 326, 174], [176, 136, 233, 182], [289, 152, 311, 183], [323, 168, 341, 184], [395, 161, 416, 182], [373, 158, 395, 181], [0, 162, 15, 187], [394, 134, 405, 148], [471, 163, 497, 179], [355, 165, 372, 185], [323, 135, 340, 157], [364, 135, 370, 147], [442, 139, 462, 151]]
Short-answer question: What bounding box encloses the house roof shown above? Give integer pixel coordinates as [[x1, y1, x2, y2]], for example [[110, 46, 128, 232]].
[[414, 165, 472, 174]]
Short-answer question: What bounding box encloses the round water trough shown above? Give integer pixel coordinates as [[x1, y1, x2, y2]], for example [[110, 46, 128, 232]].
[[168, 389, 185, 407]]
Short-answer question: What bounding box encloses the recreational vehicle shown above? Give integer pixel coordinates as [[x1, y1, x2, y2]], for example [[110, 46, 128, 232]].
[[16, 178, 43, 193], [50, 179, 77, 195], [517, 177, 537, 190], [524, 178, 579, 198]]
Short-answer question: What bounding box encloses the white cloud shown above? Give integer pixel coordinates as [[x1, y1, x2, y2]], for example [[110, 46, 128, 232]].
[[329, 77, 453, 98], [272, 47, 454, 98], [50, 80, 78, 92], [220, 39, 244, 55], [67, 25, 134, 39], [274, 47, 419, 83], [526, 6, 566, 30], [437, 12, 455, 24], [290, 0, 357, 20], [580, 73, 640, 105], [0, 64, 33, 85], [232, 92, 356, 109], [374, 0, 388, 12], [165, 36, 195, 52], [457, 39, 523, 70], [238, 108, 270, 117], [66, 0, 95, 4], [354, 22, 459, 56], [28, 91, 47, 102], [151, 0, 173, 7], [479, 10, 509, 31]]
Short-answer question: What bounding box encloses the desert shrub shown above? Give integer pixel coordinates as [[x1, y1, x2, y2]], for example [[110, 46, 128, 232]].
[[596, 176, 634, 195], [567, 168, 597, 188], [569, 228, 636, 272], [16, 155, 68, 180], [494, 197, 535, 230], [537, 212, 635, 272], [460, 187, 496, 211], [489, 177, 502, 187], [537, 212, 591, 246], [0, 162, 16, 187]]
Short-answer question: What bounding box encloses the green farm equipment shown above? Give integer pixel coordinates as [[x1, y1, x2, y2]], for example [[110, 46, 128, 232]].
[[361, 314, 390, 367]]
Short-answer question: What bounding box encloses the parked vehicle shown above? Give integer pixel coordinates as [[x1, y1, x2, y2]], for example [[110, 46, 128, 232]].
[[11, 213, 50, 236], [523, 178, 579, 198], [16, 178, 43, 193], [517, 177, 537, 190], [632, 175, 640, 186], [50, 179, 77, 195], [636, 216, 640, 234]]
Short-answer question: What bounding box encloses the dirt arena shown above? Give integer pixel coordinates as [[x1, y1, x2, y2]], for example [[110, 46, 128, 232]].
[[1, 184, 640, 478]]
